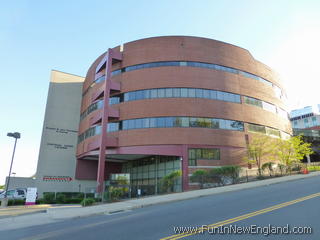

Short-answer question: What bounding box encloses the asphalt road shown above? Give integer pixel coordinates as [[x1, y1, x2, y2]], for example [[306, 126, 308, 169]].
[[2, 175, 320, 240]]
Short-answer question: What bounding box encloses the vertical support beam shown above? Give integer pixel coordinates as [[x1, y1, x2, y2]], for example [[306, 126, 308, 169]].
[[96, 49, 122, 193], [181, 145, 189, 191]]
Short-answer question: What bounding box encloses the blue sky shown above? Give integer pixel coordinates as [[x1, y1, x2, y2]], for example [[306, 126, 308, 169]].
[[1, 0, 320, 184]]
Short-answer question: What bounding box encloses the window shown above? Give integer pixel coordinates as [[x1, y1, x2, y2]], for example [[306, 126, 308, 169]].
[[244, 96, 262, 108], [247, 123, 266, 134], [262, 101, 276, 113], [209, 90, 217, 100], [128, 119, 135, 129], [149, 118, 157, 128], [188, 88, 196, 98], [273, 85, 282, 99], [142, 118, 150, 128], [173, 88, 181, 97], [158, 89, 165, 98], [165, 117, 174, 127], [150, 89, 158, 98], [266, 127, 280, 138], [188, 148, 220, 166], [107, 123, 119, 132], [203, 89, 210, 99], [196, 89, 203, 98], [181, 88, 188, 97], [181, 117, 189, 127], [217, 91, 224, 101], [156, 118, 165, 128], [165, 88, 173, 98], [211, 119, 220, 129], [135, 90, 144, 100], [135, 119, 143, 129]]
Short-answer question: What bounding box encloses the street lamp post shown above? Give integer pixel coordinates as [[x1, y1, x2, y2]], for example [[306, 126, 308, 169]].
[[1, 132, 21, 208]]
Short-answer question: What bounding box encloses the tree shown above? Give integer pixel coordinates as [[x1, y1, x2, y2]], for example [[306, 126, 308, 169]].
[[243, 134, 275, 177], [271, 136, 313, 170]]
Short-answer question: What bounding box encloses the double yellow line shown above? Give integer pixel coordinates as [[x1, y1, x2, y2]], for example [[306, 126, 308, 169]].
[[161, 192, 320, 240]]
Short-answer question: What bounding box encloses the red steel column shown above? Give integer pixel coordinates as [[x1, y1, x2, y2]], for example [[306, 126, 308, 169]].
[[96, 49, 121, 193], [181, 144, 189, 191]]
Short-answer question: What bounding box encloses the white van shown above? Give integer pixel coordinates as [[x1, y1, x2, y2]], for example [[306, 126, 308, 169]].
[[0, 188, 27, 200]]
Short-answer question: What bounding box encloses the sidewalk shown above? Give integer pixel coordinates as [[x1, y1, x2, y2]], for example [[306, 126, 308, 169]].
[[1, 171, 320, 231]]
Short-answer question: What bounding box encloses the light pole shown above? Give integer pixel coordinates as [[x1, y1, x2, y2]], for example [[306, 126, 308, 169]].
[[1, 132, 20, 208]]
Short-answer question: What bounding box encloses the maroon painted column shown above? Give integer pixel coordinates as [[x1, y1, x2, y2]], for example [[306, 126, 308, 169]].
[[181, 145, 189, 191], [96, 49, 121, 193]]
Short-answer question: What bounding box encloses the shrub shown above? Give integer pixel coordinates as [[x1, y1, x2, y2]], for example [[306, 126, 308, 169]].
[[109, 186, 127, 201], [56, 193, 67, 204], [290, 163, 303, 172], [64, 198, 83, 204], [36, 199, 46, 204], [190, 170, 208, 189], [8, 199, 25, 206], [208, 165, 241, 185], [43, 192, 56, 204], [277, 164, 286, 175], [160, 170, 182, 193], [221, 165, 241, 184], [81, 198, 95, 207], [307, 165, 320, 171], [262, 162, 275, 177]]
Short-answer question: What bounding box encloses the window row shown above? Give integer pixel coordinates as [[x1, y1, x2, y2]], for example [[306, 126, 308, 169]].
[[78, 120, 291, 144], [122, 88, 241, 103], [122, 117, 244, 131], [247, 123, 282, 138], [77, 125, 101, 143], [244, 96, 288, 119], [83, 61, 286, 100], [80, 100, 103, 121], [109, 61, 285, 99], [82, 75, 105, 97], [110, 61, 271, 86]]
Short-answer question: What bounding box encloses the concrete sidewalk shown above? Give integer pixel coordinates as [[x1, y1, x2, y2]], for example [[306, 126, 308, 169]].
[[1, 171, 320, 231]]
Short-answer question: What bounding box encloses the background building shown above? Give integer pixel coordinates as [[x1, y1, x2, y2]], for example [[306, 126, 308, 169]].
[[290, 105, 320, 162], [290, 105, 320, 130]]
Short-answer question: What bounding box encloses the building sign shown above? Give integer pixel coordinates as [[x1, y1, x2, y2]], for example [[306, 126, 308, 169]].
[[43, 176, 73, 182], [47, 143, 74, 149], [46, 127, 78, 134], [25, 187, 37, 205]]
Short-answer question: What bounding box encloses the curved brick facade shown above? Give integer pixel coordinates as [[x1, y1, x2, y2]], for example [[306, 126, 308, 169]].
[[75, 36, 292, 193]]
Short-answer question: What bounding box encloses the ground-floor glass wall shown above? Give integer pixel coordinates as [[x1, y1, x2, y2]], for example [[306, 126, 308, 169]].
[[121, 156, 181, 197]]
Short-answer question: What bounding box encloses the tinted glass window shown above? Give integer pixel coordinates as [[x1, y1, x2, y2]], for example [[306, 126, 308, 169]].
[[173, 88, 181, 97], [188, 88, 196, 98], [196, 89, 203, 98], [158, 89, 165, 98], [181, 117, 189, 127], [181, 88, 188, 97], [156, 118, 165, 127], [150, 89, 158, 98], [165, 88, 173, 98]]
